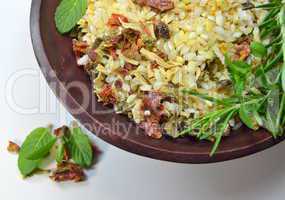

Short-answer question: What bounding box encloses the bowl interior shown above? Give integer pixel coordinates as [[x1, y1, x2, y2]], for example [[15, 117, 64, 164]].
[[30, 0, 284, 163]]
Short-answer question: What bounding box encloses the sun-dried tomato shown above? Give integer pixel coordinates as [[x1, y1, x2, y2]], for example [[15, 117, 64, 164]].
[[234, 37, 251, 60], [107, 14, 129, 29], [72, 39, 89, 59], [50, 162, 85, 182], [7, 141, 20, 153], [99, 84, 117, 105]]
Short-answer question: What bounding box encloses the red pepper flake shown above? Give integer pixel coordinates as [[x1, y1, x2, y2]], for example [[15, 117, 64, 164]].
[[107, 13, 129, 29], [50, 162, 86, 182], [7, 141, 20, 153], [99, 84, 117, 105]]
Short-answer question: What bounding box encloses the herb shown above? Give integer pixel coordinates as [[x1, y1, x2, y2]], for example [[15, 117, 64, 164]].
[[55, 0, 88, 34], [21, 128, 56, 160], [250, 42, 267, 58], [180, 1, 285, 155], [67, 127, 93, 168], [11, 123, 99, 181], [17, 127, 56, 176], [18, 155, 41, 177]]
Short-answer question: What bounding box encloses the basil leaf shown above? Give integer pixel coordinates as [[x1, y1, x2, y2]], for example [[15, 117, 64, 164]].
[[56, 143, 65, 164], [21, 128, 56, 160], [250, 42, 267, 58], [68, 127, 93, 167], [239, 103, 259, 130], [55, 0, 88, 34]]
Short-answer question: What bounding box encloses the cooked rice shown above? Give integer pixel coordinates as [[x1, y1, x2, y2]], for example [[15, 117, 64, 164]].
[[75, 0, 267, 137]]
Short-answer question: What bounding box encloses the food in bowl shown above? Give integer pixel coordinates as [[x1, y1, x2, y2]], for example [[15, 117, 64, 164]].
[[55, 0, 285, 155]]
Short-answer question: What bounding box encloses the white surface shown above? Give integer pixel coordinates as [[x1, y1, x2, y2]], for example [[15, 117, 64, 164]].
[[1, 1, 285, 200]]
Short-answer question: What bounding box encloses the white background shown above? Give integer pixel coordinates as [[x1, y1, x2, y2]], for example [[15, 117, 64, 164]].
[[1, 1, 285, 199]]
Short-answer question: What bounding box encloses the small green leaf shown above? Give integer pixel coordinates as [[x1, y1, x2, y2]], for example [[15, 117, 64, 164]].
[[263, 89, 280, 137], [250, 42, 267, 57], [21, 128, 56, 160], [68, 127, 93, 168], [56, 143, 65, 164], [239, 104, 259, 130], [55, 0, 88, 34], [18, 155, 41, 177], [226, 56, 251, 96]]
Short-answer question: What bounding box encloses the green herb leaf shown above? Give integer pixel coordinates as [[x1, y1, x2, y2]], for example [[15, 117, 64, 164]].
[[225, 56, 251, 96], [239, 103, 259, 130], [56, 143, 65, 164], [263, 89, 280, 137], [250, 42, 267, 57], [68, 127, 93, 168], [21, 128, 56, 160], [55, 0, 88, 34], [282, 64, 285, 91], [18, 155, 41, 177]]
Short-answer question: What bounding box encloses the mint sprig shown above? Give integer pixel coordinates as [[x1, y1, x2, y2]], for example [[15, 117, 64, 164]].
[[55, 0, 88, 34], [16, 124, 96, 178]]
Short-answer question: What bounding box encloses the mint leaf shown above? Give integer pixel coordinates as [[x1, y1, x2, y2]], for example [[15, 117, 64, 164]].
[[55, 0, 88, 34], [68, 127, 93, 168], [21, 128, 56, 160], [18, 155, 41, 177]]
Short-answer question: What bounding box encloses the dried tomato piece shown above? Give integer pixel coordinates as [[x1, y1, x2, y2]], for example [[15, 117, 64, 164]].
[[54, 126, 70, 137], [107, 14, 129, 28], [140, 92, 166, 138], [50, 162, 85, 182], [99, 84, 117, 105], [7, 141, 20, 153], [140, 116, 162, 139], [115, 79, 123, 88], [88, 50, 98, 62], [72, 39, 89, 59], [118, 63, 137, 76], [234, 37, 251, 60], [135, 0, 174, 12], [142, 91, 164, 117]]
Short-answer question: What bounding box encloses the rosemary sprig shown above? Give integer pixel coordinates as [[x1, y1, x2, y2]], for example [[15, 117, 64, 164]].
[[180, 1, 285, 156]]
